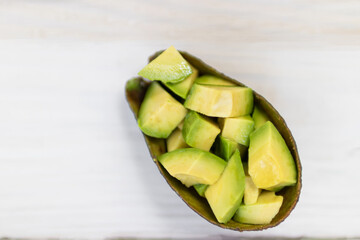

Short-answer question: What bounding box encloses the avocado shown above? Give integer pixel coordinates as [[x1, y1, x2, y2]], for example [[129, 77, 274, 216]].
[[193, 184, 208, 197], [248, 121, 297, 191], [244, 176, 261, 205], [138, 82, 187, 138], [252, 105, 270, 130], [184, 84, 253, 117], [158, 148, 226, 187], [138, 46, 192, 83], [164, 65, 198, 99], [214, 136, 247, 161], [218, 116, 255, 147], [178, 120, 184, 130], [234, 191, 283, 224], [182, 111, 220, 151], [195, 75, 236, 86], [166, 128, 188, 152], [205, 150, 245, 223]]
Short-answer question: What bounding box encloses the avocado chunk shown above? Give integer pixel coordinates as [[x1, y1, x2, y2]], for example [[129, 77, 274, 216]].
[[195, 75, 236, 86], [184, 84, 253, 117], [218, 116, 255, 147], [182, 111, 220, 151], [178, 120, 184, 130], [193, 184, 208, 197], [138, 46, 192, 83], [244, 176, 261, 205], [248, 121, 297, 191], [234, 191, 283, 224], [252, 105, 270, 130], [205, 150, 246, 223], [214, 136, 247, 161], [164, 65, 198, 99], [166, 128, 188, 152], [137, 82, 187, 138], [158, 148, 226, 187]]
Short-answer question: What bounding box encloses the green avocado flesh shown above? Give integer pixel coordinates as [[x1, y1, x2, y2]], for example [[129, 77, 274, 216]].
[[184, 84, 253, 117], [248, 121, 297, 191], [166, 128, 188, 152], [138, 46, 192, 83], [205, 150, 245, 223], [219, 116, 255, 147], [182, 111, 220, 151], [194, 184, 208, 197], [252, 105, 270, 130], [234, 191, 283, 224], [158, 148, 226, 187], [137, 82, 187, 138], [164, 65, 198, 99], [195, 75, 236, 86], [244, 176, 261, 205], [214, 136, 247, 161]]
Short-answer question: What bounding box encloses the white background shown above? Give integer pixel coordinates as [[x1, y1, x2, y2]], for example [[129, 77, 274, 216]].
[[0, 0, 360, 239]]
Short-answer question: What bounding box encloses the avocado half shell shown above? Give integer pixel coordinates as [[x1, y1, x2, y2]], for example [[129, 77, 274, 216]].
[[125, 50, 302, 231]]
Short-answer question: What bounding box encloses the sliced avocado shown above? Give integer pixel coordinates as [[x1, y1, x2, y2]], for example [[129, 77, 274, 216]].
[[252, 105, 270, 130], [166, 128, 188, 152], [244, 176, 261, 205], [184, 84, 253, 117], [248, 121, 297, 191], [234, 191, 283, 224], [164, 65, 198, 99], [158, 148, 226, 187], [138, 46, 192, 83], [193, 184, 208, 197], [214, 136, 247, 161], [182, 111, 220, 151], [218, 116, 255, 147], [138, 82, 187, 138], [205, 150, 245, 223], [195, 75, 236, 86]]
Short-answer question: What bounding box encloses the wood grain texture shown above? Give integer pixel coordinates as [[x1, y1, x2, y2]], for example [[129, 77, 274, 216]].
[[0, 0, 360, 239]]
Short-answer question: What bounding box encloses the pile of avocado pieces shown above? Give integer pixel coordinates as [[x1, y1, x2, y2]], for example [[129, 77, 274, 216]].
[[137, 46, 297, 224]]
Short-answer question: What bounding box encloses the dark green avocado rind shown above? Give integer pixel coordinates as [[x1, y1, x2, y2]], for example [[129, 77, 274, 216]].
[[125, 50, 302, 232]]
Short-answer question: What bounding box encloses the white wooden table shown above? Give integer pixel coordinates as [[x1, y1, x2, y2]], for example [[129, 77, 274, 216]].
[[1, 0, 360, 239]]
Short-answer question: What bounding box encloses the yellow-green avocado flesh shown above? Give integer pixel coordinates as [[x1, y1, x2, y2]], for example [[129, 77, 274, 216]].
[[182, 111, 220, 151], [234, 191, 283, 224], [184, 83, 253, 117], [158, 148, 226, 187], [137, 82, 187, 138], [205, 150, 245, 223], [138, 46, 192, 83], [248, 121, 297, 191]]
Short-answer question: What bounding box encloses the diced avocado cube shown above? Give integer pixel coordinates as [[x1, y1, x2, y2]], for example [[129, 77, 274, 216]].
[[182, 111, 220, 151], [138, 46, 192, 83], [244, 176, 261, 205], [138, 82, 187, 138], [193, 184, 208, 197], [205, 150, 246, 223], [252, 105, 270, 130], [158, 148, 226, 187], [214, 136, 247, 161], [248, 121, 297, 191], [218, 116, 255, 147], [195, 75, 236, 86], [234, 191, 283, 224], [184, 84, 253, 117], [166, 128, 188, 152], [164, 65, 198, 99]]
